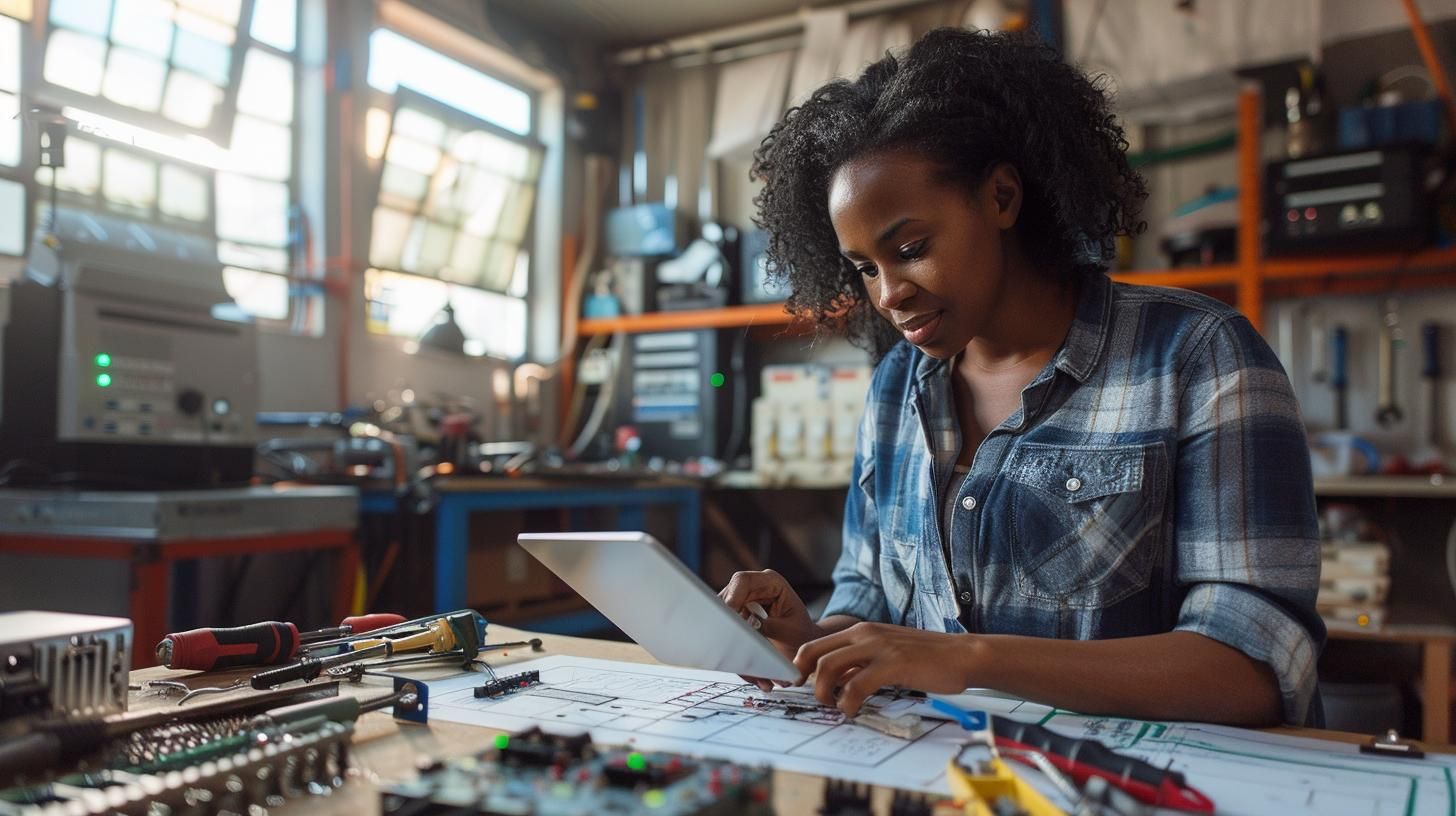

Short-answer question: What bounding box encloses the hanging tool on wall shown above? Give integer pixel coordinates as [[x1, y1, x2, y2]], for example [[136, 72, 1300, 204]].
[[156, 613, 407, 671], [1376, 300, 1406, 427], [1332, 325, 1350, 430]]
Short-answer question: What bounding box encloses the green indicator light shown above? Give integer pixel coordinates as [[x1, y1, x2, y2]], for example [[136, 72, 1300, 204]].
[[626, 752, 646, 771], [493, 734, 509, 750], [709, 372, 725, 388], [95, 353, 112, 368], [644, 790, 666, 808], [96, 373, 112, 388]]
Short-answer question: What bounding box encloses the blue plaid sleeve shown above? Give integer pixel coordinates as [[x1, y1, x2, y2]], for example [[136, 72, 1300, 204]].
[[823, 402, 892, 623], [1172, 315, 1325, 725]]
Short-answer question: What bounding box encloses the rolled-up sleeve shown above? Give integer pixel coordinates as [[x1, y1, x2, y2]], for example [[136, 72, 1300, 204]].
[[822, 402, 892, 623], [1172, 315, 1325, 725]]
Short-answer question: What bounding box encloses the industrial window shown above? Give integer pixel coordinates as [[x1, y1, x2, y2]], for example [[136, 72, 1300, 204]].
[[23, 0, 308, 329], [0, 5, 28, 257], [364, 32, 540, 359]]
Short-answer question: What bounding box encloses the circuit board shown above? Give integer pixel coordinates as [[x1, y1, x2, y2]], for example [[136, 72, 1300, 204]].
[[379, 726, 773, 816]]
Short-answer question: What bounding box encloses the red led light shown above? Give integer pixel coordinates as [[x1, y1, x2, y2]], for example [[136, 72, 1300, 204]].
[[1304, 207, 1318, 220], [1287, 209, 1299, 222]]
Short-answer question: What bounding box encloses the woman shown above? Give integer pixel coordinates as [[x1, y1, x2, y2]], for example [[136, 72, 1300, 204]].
[[719, 28, 1322, 726]]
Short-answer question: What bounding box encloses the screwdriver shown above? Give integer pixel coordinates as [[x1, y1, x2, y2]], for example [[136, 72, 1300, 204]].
[[156, 613, 408, 670]]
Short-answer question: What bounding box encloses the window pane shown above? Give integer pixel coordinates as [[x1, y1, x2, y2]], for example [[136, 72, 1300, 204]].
[[384, 136, 440, 176], [395, 108, 446, 146], [159, 163, 208, 221], [220, 241, 287, 273], [250, 0, 295, 52], [229, 115, 290, 180], [102, 149, 158, 209], [102, 48, 167, 112], [216, 172, 287, 245], [459, 170, 508, 237], [172, 25, 232, 85], [451, 286, 525, 358], [508, 249, 529, 297], [369, 207, 412, 270], [413, 220, 454, 275], [481, 240, 517, 292], [0, 15, 19, 93], [378, 163, 428, 211], [364, 267, 446, 337], [111, 0, 175, 57], [237, 47, 293, 123], [162, 70, 223, 127], [50, 0, 110, 36], [46, 29, 108, 95], [445, 233, 486, 284], [0, 92, 18, 167], [39, 138, 101, 194], [179, 0, 240, 26], [364, 106, 391, 161], [0, 177, 23, 255], [367, 29, 532, 136], [497, 182, 534, 243], [223, 267, 288, 320], [477, 132, 532, 179], [0, 0, 34, 21]]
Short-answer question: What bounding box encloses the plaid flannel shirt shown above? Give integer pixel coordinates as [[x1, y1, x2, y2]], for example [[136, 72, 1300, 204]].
[[823, 273, 1325, 725]]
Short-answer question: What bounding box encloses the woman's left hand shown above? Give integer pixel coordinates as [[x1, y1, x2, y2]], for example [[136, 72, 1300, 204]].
[[793, 622, 978, 716]]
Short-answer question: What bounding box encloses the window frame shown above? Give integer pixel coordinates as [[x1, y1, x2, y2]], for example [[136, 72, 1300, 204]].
[[362, 42, 545, 361], [0, 7, 34, 261], [34, 0, 255, 146]]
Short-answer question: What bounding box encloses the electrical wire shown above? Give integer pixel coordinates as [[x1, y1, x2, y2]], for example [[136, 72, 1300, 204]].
[[567, 332, 626, 459]]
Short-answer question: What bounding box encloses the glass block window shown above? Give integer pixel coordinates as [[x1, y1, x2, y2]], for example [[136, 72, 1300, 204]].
[[367, 29, 532, 137]]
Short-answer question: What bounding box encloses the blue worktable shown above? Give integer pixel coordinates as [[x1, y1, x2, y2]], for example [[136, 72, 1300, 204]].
[[360, 478, 702, 634]]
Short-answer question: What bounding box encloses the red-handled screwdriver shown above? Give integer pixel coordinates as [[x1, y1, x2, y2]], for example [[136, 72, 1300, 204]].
[[155, 613, 408, 670]]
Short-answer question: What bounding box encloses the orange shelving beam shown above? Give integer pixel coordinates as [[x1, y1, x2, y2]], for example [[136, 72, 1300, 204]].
[[1402, 0, 1456, 135], [1236, 85, 1264, 330], [1110, 265, 1241, 288]]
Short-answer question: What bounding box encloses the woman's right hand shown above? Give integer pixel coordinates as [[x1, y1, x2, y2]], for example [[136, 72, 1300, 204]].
[[719, 569, 821, 691]]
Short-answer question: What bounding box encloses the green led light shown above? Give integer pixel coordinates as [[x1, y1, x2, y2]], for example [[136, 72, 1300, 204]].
[[709, 372, 725, 388], [95, 353, 112, 368], [626, 752, 646, 771], [643, 790, 666, 808], [96, 373, 112, 388], [494, 734, 509, 750]]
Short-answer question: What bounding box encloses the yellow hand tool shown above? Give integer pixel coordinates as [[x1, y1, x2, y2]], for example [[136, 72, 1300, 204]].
[[945, 734, 1067, 816]]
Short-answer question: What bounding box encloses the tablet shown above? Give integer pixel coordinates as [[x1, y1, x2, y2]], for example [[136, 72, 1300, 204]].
[[517, 531, 799, 682]]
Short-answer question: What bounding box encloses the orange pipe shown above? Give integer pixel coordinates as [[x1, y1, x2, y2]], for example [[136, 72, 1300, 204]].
[[1236, 86, 1263, 331], [1402, 0, 1456, 135]]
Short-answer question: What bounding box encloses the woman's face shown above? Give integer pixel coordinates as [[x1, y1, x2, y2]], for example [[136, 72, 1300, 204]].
[[827, 149, 1022, 359]]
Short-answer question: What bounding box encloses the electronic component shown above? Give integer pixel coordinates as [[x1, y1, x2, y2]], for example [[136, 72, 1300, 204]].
[[380, 726, 773, 816], [474, 670, 541, 698], [0, 718, 353, 815], [0, 207, 260, 487], [0, 611, 131, 724], [752, 364, 871, 486], [818, 778, 957, 816], [1264, 145, 1430, 255], [615, 330, 733, 461]]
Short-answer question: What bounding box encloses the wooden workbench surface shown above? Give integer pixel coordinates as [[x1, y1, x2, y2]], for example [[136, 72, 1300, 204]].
[[127, 625, 1408, 816]]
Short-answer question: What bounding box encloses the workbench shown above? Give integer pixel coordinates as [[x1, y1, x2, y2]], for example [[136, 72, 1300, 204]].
[[126, 625, 1419, 816], [359, 478, 701, 633], [0, 486, 359, 667]]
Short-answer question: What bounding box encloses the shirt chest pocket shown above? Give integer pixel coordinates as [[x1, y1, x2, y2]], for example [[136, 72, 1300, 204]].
[[1003, 442, 1168, 608]]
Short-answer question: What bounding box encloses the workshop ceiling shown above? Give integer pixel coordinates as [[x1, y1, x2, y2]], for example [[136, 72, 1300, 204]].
[[493, 0, 839, 48]]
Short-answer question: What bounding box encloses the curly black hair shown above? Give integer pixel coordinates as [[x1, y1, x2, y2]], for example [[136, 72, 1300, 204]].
[[751, 27, 1147, 358]]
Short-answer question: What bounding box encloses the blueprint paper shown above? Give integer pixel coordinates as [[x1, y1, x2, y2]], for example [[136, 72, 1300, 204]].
[[421, 655, 1456, 812]]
